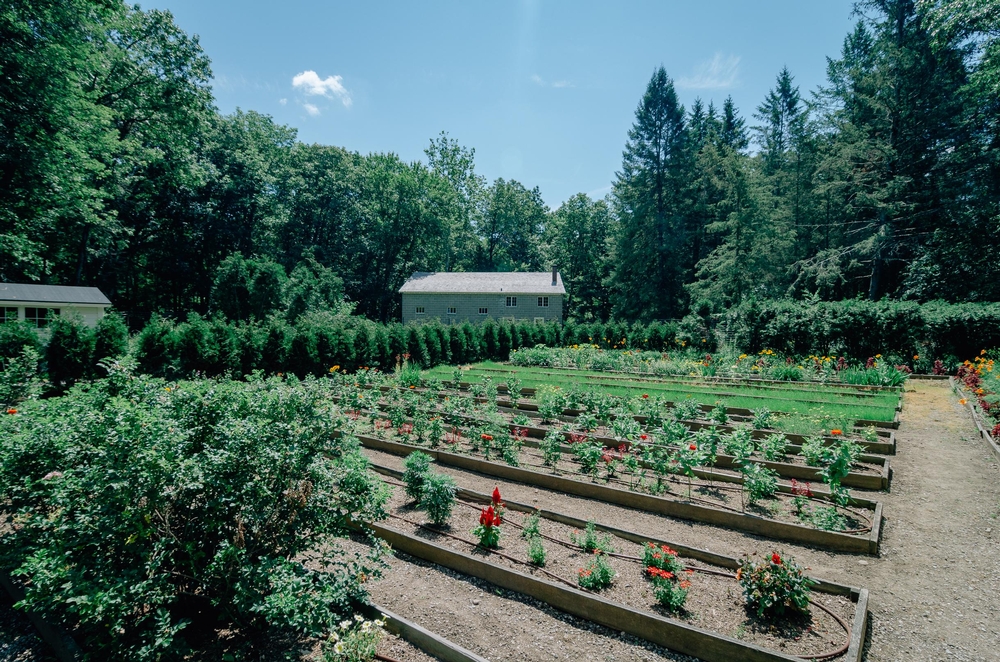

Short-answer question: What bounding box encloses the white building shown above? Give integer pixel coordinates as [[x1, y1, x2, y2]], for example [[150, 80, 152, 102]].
[[0, 283, 111, 329]]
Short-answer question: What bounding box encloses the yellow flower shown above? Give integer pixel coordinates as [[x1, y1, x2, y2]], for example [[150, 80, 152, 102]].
[[875, 353, 882, 358], [329, 365, 340, 372]]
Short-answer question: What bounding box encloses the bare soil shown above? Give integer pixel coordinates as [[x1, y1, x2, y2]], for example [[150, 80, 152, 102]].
[[362, 381, 1000, 661]]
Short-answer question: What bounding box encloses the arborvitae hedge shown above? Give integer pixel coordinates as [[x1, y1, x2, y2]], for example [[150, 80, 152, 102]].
[[724, 299, 1000, 362]]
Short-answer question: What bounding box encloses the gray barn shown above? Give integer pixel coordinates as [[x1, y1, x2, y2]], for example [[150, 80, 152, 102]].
[[399, 270, 565, 324]]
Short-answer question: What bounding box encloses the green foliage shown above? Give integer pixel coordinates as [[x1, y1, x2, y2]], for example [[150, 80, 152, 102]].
[[0, 371, 389, 660], [740, 462, 779, 506], [738, 553, 816, 620], [402, 451, 433, 502], [0, 346, 43, 406], [758, 433, 788, 461], [527, 536, 547, 566], [577, 553, 615, 590], [321, 616, 387, 662], [44, 314, 94, 389], [93, 311, 129, 367], [800, 436, 830, 467], [540, 430, 564, 467], [0, 322, 41, 362], [572, 439, 604, 475], [521, 511, 541, 539], [570, 521, 614, 554], [420, 472, 457, 526]]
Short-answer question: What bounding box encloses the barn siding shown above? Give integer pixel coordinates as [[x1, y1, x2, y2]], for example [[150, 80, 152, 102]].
[[402, 292, 562, 324]]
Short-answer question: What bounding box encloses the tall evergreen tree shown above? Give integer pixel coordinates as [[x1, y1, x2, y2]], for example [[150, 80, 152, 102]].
[[611, 67, 692, 320]]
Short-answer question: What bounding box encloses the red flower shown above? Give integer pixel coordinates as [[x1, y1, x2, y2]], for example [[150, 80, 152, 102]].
[[688, 444, 697, 451], [481, 433, 493, 441], [6, 408, 16, 415], [642, 394, 649, 399], [771, 553, 781, 565], [640, 434, 648, 441], [830, 429, 843, 436], [679, 580, 691, 590], [492, 486, 502, 505], [479, 506, 498, 527]]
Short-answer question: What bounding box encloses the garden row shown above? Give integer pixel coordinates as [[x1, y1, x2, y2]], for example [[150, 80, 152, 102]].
[[335, 380, 892, 490], [368, 467, 868, 662], [503, 345, 917, 387]]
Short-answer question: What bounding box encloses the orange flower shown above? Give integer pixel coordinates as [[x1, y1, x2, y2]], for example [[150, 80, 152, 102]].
[[959, 398, 967, 405], [6, 408, 16, 415], [830, 429, 843, 436]]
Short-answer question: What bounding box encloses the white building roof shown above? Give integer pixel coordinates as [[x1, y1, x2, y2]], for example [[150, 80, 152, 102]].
[[0, 283, 111, 306], [399, 271, 566, 295]]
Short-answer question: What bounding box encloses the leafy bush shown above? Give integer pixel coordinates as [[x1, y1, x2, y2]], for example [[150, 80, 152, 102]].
[[0, 321, 41, 361], [420, 472, 457, 526], [92, 311, 129, 367], [44, 313, 94, 390], [0, 347, 43, 407], [740, 462, 779, 506], [402, 451, 433, 501], [757, 433, 788, 461], [577, 553, 615, 590], [321, 615, 387, 662], [737, 553, 816, 620], [0, 369, 390, 660]]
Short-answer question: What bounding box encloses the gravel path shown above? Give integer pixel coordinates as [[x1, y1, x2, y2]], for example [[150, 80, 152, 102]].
[[363, 380, 1000, 661]]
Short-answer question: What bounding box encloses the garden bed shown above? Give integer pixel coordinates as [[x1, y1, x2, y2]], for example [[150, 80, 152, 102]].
[[358, 436, 883, 554], [951, 377, 1000, 464], [369, 480, 868, 662], [348, 395, 891, 491]]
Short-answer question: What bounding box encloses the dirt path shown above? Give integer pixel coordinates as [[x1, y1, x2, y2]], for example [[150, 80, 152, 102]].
[[365, 381, 1000, 661], [848, 381, 1000, 661]]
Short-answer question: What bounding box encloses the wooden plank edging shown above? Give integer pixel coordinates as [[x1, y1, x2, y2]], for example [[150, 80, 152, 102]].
[[371, 523, 867, 662], [364, 603, 491, 662], [950, 377, 1000, 465]]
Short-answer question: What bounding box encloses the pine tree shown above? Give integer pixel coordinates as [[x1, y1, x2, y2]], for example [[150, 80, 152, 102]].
[[611, 67, 692, 320]]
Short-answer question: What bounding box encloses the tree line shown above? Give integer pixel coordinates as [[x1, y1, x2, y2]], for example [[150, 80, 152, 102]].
[[2, 0, 999, 327]]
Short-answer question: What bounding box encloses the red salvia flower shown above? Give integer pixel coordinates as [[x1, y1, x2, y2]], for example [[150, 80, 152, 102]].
[[771, 553, 781, 564]]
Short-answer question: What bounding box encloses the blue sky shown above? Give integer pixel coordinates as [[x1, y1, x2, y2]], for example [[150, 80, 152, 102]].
[[146, 1, 857, 207]]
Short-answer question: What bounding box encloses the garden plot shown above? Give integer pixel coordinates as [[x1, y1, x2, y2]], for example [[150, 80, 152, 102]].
[[422, 363, 902, 434], [358, 470, 867, 662], [348, 389, 892, 490]]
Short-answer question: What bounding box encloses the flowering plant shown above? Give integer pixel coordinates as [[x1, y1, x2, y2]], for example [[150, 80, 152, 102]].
[[577, 552, 615, 590], [736, 553, 815, 619], [642, 542, 685, 575], [322, 615, 387, 661], [472, 505, 502, 549]]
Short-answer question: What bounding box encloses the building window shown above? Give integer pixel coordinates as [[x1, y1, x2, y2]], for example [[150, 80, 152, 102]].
[[537, 296, 549, 307], [1, 307, 17, 323], [447, 307, 457, 315], [25, 307, 59, 328], [478, 307, 488, 315], [534, 317, 545, 324], [415, 306, 425, 314], [505, 296, 517, 307]]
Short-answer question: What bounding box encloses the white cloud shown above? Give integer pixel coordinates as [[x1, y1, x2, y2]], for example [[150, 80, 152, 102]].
[[303, 103, 320, 116], [530, 74, 573, 89], [677, 53, 741, 90], [292, 70, 352, 107], [279, 98, 287, 105]]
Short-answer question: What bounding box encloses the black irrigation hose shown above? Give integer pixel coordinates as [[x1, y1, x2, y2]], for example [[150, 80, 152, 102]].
[[382, 479, 851, 661]]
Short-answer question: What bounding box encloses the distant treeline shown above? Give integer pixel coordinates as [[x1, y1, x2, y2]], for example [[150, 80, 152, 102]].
[[4, 1, 1000, 325]]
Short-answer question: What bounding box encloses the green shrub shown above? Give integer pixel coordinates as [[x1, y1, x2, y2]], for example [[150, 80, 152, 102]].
[[92, 311, 129, 367], [0, 370, 389, 660], [0, 320, 41, 361], [577, 553, 615, 590], [0, 346, 43, 406], [45, 313, 94, 390], [737, 553, 816, 620], [420, 472, 457, 526], [402, 451, 433, 501], [570, 521, 614, 554]]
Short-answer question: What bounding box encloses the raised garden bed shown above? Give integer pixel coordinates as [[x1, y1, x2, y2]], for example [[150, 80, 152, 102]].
[[358, 435, 883, 554], [951, 377, 1000, 464], [368, 480, 869, 662]]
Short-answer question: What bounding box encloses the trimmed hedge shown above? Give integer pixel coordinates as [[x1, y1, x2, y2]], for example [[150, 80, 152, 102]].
[[133, 315, 687, 378], [724, 299, 1000, 362]]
